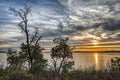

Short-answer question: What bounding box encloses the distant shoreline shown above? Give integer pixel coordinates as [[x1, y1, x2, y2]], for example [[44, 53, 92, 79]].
[[0, 51, 7, 53], [1, 51, 120, 54], [40, 51, 120, 53], [72, 51, 120, 53]]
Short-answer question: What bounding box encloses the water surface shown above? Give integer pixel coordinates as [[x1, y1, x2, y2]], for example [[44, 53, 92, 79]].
[[43, 52, 120, 70], [0, 52, 120, 69]]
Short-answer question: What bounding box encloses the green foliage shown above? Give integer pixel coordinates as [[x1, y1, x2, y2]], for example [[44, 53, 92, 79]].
[[7, 42, 47, 74], [111, 57, 120, 72], [51, 37, 72, 58], [62, 61, 74, 73], [30, 44, 48, 74], [8, 69, 33, 80], [51, 37, 74, 74], [0, 68, 33, 80], [7, 49, 25, 69]]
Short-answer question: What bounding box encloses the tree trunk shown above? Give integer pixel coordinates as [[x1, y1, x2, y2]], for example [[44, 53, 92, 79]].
[[25, 21, 33, 70]]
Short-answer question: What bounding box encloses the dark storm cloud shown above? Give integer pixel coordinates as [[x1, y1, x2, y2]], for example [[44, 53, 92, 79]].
[[88, 18, 120, 31], [71, 25, 86, 31], [41, 22, 86, 38], [103, 19, 120, 31]]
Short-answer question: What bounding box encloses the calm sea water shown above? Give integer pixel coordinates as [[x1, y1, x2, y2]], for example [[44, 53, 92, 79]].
[[0, 52, 120, 69]]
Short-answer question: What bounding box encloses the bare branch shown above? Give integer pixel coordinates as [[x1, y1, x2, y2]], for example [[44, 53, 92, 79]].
[[30, 27, 39, 44]]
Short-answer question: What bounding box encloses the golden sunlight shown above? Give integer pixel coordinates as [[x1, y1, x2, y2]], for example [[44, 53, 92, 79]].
[[94, 53, 99, 70], [92, 40, 98, 45]]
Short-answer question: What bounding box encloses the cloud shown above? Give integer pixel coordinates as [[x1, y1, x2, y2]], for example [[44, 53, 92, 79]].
[[102, 19, 120, 31], [0, 25, 24, 48], [0, 0, 120, 49]]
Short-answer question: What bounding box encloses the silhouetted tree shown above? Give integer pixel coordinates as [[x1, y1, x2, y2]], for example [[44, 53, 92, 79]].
[[51, 37, 74, 74], [9, 5, 47, 73], [7, 49, 22, 69], [111, 57, 120, 72]]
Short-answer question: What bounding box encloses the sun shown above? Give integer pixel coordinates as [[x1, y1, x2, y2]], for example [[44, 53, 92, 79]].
[[92, 40, 98, 45]]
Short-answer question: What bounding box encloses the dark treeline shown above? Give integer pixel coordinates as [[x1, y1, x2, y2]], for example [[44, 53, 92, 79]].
[[0, 5, 120, 80]]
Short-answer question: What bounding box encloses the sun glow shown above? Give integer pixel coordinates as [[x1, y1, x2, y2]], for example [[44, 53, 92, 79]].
[[92, 40, 98, 45]]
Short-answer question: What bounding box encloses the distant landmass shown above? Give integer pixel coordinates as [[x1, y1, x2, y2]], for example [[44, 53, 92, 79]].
[[73, 50, 120, 53], [0, 48, 7, 53]]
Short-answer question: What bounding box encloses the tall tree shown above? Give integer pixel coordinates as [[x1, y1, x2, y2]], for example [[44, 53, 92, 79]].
[[9, 5, 47, 72]]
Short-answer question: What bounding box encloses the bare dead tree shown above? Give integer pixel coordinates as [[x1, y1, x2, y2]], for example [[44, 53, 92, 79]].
[[10, 5, 45, 70]]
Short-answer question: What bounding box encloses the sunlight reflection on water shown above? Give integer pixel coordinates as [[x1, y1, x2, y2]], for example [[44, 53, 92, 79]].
[[94, 53, 98, 70]]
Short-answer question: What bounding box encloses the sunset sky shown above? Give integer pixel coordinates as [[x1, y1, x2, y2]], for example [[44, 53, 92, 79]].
[[0, 0, 120, 52]]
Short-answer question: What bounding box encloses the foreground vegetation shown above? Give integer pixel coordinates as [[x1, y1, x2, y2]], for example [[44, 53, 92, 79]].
[[0, 62, 120, 80]]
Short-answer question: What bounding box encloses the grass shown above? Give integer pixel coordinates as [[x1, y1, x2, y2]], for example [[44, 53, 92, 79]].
[[0, 65, 120, 80]]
